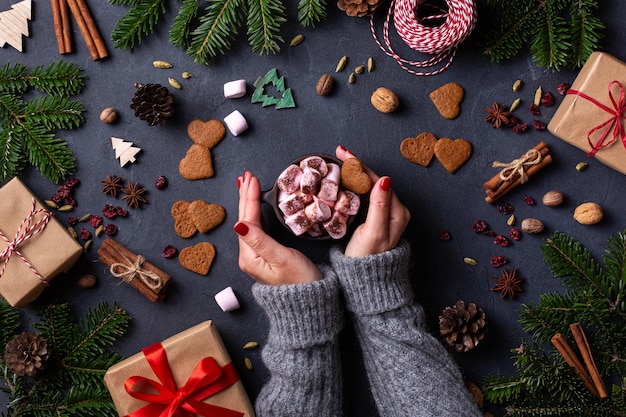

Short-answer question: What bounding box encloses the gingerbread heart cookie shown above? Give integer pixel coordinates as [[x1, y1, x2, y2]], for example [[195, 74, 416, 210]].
[[171, 200, 197, 238], [434, 138, 472, 173], [188, 200, 226, 233], [429, 82, 464, 119], [400, 132, 437, 167], [179, 144, 214, 180], [178, 242, 216, 275], [340, 157, 372, 195], [187, 119, 226, 149]]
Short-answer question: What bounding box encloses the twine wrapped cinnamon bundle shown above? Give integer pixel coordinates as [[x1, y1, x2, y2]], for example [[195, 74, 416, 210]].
[[484, 141, 552, 204], [97, 238, 170, 302]]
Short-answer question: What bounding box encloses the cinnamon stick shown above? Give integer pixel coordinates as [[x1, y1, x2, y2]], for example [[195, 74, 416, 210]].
[[51, 0, 65, 54], [66, 0, 107, 60], [551, 333, 599, 397], [60, 0, 72, 53], [97, 238, 170, 302], [570, 323, 608, 398], [484, 141, 552, 204]]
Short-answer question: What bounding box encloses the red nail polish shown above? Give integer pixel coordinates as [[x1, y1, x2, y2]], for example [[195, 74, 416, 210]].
[[234, 222, 249, 236], [380, 177, 391, 191], [237, 176, 242, 188], [337, 145, 346, 152]]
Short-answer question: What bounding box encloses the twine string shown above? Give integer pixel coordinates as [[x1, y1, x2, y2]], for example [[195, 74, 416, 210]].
[[492, 149, 543, 184], [370, 0, 477, 76], [0, 198, 52, 284], [110, 253, 163, 291]]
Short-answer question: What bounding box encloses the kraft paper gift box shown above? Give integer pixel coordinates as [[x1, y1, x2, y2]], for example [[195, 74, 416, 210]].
[[0, 177, 82, 307], [104, 320, 255, 417], [548, 51, 626, 175]]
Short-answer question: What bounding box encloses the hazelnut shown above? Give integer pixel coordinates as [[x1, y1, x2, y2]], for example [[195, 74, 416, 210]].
[[573, 202, 603, 225], [371, 87, 399, 113], [315, 74, 334, 96], [542, 190, 564, 207], [521, 218, 544, 234], [100, 107, 118, 124]]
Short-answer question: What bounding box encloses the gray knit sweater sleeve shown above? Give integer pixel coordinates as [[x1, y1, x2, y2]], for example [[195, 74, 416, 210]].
[[251, 265, 343, 417], [330, 242, 482, 417]]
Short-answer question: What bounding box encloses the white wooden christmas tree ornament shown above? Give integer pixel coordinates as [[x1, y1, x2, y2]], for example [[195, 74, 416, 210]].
[[0, 0, 32, 52], [111, 137, 141, 167]]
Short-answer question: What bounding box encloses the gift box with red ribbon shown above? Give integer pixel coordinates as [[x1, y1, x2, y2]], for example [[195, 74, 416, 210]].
[[0, 177, 82, 307], [548, 51, 626, 175], [104, 320, 255, 417]]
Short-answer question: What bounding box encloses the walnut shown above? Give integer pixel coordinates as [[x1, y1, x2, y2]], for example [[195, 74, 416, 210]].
[[573, 202, 603, 225]]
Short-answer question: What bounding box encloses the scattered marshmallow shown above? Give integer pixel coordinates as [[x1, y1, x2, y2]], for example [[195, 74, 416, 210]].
[[224, 79, 247, 98], [214, 287, 240, 312], [224, 110, 248, 136]]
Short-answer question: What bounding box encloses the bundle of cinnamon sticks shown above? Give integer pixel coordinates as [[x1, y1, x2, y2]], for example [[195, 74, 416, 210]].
[[484, 141, 552, 204], [51, 0, 107, 60], [98, 238, 171, 302], [551, 323, 608, 398]]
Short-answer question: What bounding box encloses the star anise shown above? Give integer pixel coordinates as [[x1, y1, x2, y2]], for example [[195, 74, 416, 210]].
[[120, 181, 147, 208], [100, 174, 123, 197], [484, 102, 511, 128], [491, 268, 523, 299]]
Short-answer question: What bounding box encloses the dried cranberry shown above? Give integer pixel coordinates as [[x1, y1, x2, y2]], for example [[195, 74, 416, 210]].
[[162, 245, 178, 258], [51, 193, 63, 204], [484, 230, 496, 237], [508, 116, 521, 127], [472, 220, 488, 233], [115, 206, 128, 217], [79, 228, 91, 240], [56, 185, 71, 199], [512, 122, 528, 133], [524, 195, 536, 205], [89, 215, 103, 228], [155, 176, 168, 190], [509, 228, 521, 241], [102, 204, 118, 219], [557, 82, 569, 95], [533, 120, 546, 131], [439, 229, 451, 242], [496, 202, 514, 215], [64, 197, 77, 207], [490, 255, 507, 268], [103, 224, 118, 235], [67, 216, 79, 226], [541, 92, 555, 107], [494, 235, 510, 247], [529, 104, 540, 115], [65, 178, 80, 188]]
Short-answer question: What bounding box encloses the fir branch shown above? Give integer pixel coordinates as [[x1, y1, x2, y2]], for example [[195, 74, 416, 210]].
[[0, 63, 28, 95], [23, 97, 85, 131], [247, 0, 287, 55], [297, 0, 327, 27], [187, 0, 246, 65], [111, 0, 167, 50], [22, 123, 75, 184], [530, 3, 570, 71], [569, 0, 605, 68], [0, 300, 19, 353], [169, 0, 199, 47], [26, 61, 85, 97]]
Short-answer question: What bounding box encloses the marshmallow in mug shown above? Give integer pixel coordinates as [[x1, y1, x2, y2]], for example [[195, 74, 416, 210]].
[[275, 157, 359, 238]]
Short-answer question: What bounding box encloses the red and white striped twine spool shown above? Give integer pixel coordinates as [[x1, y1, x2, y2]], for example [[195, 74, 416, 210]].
[[370, 0, 477, 76]]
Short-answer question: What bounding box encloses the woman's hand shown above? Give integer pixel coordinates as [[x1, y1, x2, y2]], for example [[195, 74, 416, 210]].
[[234, 171, 321, 285], [335, 145, 411, 257]]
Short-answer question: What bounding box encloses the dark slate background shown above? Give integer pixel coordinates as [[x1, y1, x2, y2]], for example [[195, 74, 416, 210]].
[[2, 0, 625, 415]]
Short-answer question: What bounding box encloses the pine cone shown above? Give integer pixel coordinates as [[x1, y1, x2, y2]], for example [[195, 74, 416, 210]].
[[337, 0, 385, 17], [130, 83, 175, 126], [4, 332, 50, 377], [439, 300, 487, 352]]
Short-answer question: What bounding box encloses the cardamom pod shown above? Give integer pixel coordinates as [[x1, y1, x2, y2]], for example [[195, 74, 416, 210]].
[[67, 227, 77, 239], [335, 56, 348, 73], [83, 239, 93, 252], [512, 79, 522, 92], [79, 213, 93, 222], [576, 162, 588, 172], [95, 225, 104, 237], [355, 65, 365, 74], [290, 34, 304, 46], [534, 86, 543, 106], [510, 98, 521, 112], [243, 341, 259, 350], [153, 60, 172, 69], [44, 200, 58, 209], [182, 71, 193, 79], [464, 257, 478, 265], [168, 77, 182, 90], [244, 357, 253, 371], [58, 204, 74, 212], [348, 73, 356, 84], [367, 57, 374, 72], [507, 215, 516, 226]]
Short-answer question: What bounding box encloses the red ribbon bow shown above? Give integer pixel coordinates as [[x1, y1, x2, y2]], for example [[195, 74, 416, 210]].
[[567, 80, 626, 157], [124, 342, 244, 417], [0, 198, 51, 284]]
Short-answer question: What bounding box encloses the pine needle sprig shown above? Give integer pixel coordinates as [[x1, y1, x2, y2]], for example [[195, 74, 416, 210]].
[[0, 61, 85, 183], [0, 297, 19, 352], [297, 0, 327, 27], [169, 0, 199, 47], [247, 0, 287, 55], [482, 230, 626, 415], [480, 0, 604, 71], [110, 0, 167, 50]]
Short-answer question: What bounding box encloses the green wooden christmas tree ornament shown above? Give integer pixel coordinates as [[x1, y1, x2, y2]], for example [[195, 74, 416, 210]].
[[251, 68, 296, 109]]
